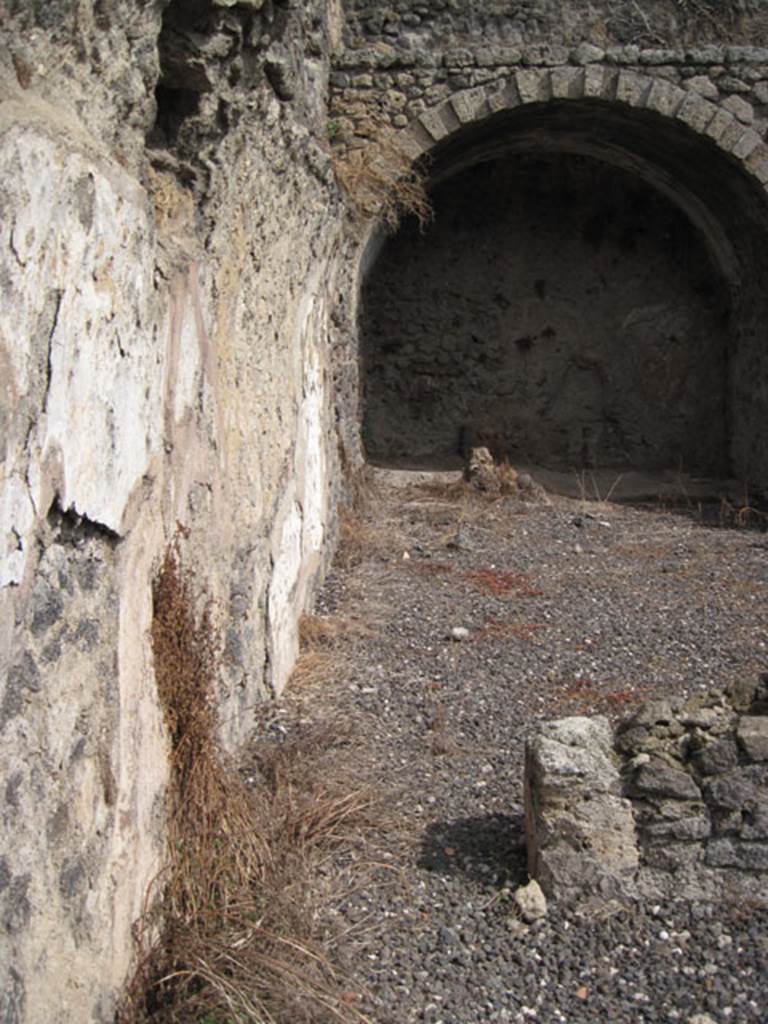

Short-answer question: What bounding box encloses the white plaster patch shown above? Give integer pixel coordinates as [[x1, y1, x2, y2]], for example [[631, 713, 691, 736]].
[[297, 296, 327, 559], [0, 471, 35, 587], [0, 121, 165, 546], [268, 494, 303, 694], [171, 268, 204, 425]]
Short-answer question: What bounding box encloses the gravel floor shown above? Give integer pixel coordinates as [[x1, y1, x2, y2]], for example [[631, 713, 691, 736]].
[[257, 477, 768, 1024]]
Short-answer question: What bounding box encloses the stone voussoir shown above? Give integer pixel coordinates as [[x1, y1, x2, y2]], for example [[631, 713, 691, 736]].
[[450, 86, 489, 124], [645, 78, 686, 118], [615, 70, 653, 108], [515, 68, 552, 104]]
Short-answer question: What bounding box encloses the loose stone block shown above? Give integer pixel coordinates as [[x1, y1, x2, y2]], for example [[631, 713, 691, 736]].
[[513, 879, 547, 922], [737, 716, 768, 761]]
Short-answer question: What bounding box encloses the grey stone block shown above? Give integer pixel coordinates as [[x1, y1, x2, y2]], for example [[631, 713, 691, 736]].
[[737, 716, 768, 762], [525, 716, 639, 899], [631, 759, 702, 801], [692, 736, 740, 775]]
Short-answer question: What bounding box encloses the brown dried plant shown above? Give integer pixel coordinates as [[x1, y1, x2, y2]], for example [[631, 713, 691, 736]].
[[333, 121, 432, 230], [117, 542, 380, 1024]]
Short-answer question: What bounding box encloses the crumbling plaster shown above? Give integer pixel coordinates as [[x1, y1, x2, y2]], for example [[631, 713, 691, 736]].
[[0, 2, 347, 1021]]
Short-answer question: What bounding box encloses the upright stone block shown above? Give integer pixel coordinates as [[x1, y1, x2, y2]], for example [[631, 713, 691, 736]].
[[524, 716, 639, 900], [488, 78, 522, 113], [732, 128, 763, 160], [676, 91, 718, 134], [550, 66, 583, 100], [419, 107, 450, 142]]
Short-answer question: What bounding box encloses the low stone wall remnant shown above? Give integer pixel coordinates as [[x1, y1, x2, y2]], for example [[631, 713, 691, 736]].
[[525, 674, 768, 904]]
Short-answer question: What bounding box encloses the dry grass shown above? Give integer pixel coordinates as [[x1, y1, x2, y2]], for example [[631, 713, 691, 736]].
[[117, 543, 382, 1024], [146, 165, 194, 233], [333, 121, 432, 230], [553, 675, 651, 718], [574, 470, 624, 511], [334, 506, 406, 570], [299, 614, 373, 650], [604, 0, 768, 45], [289, 613, 375, 691]]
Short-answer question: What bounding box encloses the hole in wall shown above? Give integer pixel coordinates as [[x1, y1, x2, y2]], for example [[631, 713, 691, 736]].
[[149, 85, 201, 148]]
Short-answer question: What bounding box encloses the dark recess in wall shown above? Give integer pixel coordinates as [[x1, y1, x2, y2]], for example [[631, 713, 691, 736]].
[[361, 151, 732, 475]]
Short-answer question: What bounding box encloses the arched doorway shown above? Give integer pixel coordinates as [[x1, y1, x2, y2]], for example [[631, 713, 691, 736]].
[[359, 97, 768, 490]]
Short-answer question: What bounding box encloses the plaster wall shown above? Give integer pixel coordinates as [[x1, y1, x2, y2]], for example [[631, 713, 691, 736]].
[[0, 2, 345, 1021]]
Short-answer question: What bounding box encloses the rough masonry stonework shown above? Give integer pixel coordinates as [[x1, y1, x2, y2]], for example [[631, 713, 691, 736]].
[[525, 675, 768, 905]]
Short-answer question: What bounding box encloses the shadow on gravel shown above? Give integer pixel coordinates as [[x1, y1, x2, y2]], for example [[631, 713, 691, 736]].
[[418, 813, 528, 887]]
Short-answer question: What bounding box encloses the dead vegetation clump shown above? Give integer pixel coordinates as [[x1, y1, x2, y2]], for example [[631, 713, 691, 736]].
[[605, 0, 768, 45], [117, 542, 381, 1024], [333, 121, 432, 230], [289, 613, 375, 690], [334, 502, 407, 569]]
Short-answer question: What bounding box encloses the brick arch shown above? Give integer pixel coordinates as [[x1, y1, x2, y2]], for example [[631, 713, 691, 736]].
[[392, 68, 768, 191]]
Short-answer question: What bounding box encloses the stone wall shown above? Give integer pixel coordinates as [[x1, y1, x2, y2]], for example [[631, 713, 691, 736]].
[[0, 1, 346, 1021], [342, 0, 768, 51], [525, 674, 768, 905]]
